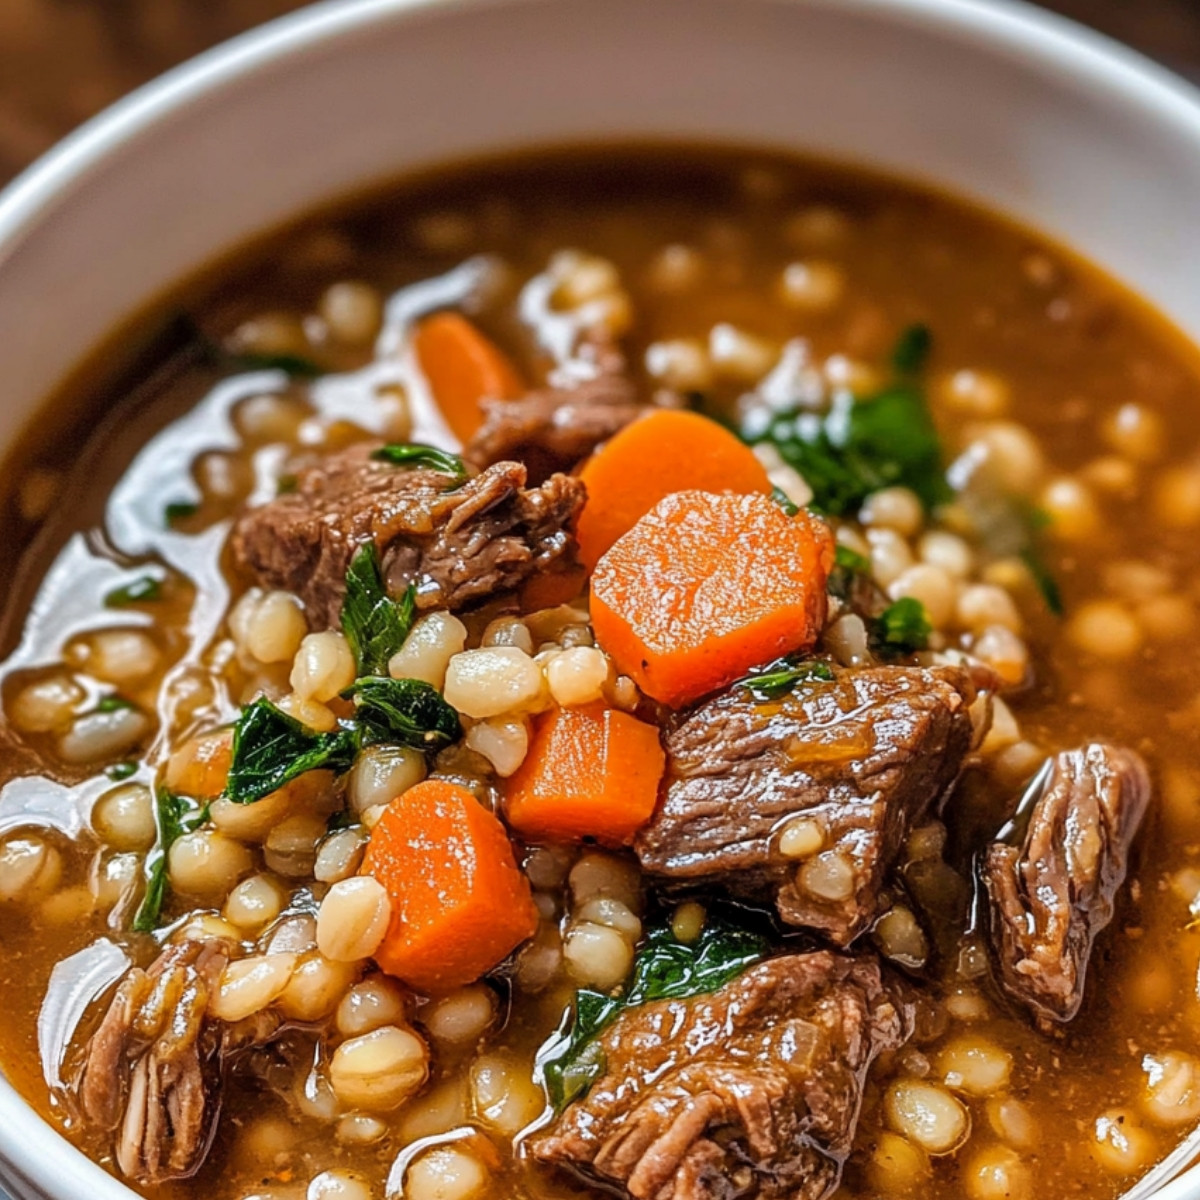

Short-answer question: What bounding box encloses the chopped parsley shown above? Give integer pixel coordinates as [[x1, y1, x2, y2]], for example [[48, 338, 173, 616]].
[[343, 676, 462, 752], [371, 444, 468, 484], [542, 919, 768, 1110], [871, 597, 932, 657], [106, 761, 139, 782], [341, 544, 417, 676], [132, 790, 210, 932], [95, 695, 136, 714], [225, 698, 358, 804], [104, 575, 164, 607], [738, 658, 835, 703]]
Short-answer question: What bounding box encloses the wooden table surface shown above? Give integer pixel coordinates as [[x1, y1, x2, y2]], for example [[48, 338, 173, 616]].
[[1, 0, 1199, 187]]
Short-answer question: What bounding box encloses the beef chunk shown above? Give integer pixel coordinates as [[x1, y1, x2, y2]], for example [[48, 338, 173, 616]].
[[533, 952, 910, 1200], [78, 940, 235, 1183], [982, 743, 1150, 1025], [231, 445, 586, 629], [636, 665, 990, 945], [465, 371, 679, 481]]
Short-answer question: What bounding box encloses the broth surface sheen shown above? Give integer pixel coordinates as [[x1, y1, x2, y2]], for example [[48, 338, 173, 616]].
[[1, 147, 1200, 1200]]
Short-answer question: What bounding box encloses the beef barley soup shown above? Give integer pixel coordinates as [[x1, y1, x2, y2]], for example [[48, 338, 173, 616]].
[[2, 146, 1200, 1200]]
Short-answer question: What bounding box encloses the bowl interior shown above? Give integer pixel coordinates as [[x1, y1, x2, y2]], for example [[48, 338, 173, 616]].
[[3, 1, 1200, 1198], [3, 0, 1200, 452]]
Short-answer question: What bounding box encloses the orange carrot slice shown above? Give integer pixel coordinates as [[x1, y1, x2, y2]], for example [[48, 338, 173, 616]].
[[505, 703, 665, 846], [412, 311, 524, 443], [361, 779, 537, 992], [575, 409, 772, 569], [590, 490, 834, 707]]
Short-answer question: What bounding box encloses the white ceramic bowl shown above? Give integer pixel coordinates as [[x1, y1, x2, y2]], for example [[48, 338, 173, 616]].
[[2, 1, 1200, 1197]]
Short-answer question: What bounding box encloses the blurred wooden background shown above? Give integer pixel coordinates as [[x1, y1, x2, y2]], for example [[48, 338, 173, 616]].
[[1, 0, 1199, 187]]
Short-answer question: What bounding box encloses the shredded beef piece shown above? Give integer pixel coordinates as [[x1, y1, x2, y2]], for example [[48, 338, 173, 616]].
[[74, 938, 271, 1185], [533, 952, 911, 1200], [982, 743, 1150, 1025], [465, 370, 684, 481], [636, 665, 992, 946], [230, 445, 586, 629]]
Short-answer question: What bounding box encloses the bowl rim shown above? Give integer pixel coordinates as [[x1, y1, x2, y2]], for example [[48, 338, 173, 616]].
[[5, 0, 1200, 261], [2, 2, 1200, 1199]]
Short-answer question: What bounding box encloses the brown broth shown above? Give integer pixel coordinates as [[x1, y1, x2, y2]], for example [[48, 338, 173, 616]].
[[2, 146, 1200, 1200]]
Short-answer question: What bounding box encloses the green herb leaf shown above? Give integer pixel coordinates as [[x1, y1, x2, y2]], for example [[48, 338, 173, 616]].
[[623, 921, 770, 1007], [343, 676, 462, 753], [132, 790, 208, 932], [106, 761, 139, 782], [341, 544, 417, 677], [872, 597, 932, 657], [958, 493, 1063, 617], [827, 542, 874, 603], [226, 698, 358, 804], [276, 474, 299, 496], [104, 575, 163, 607], [164, 500, 199, 525], [1021, 546, 1064, 616], [891, 323, 932, 375], [834, 544, 870, 573], [229, 351, 324, 378], [738, 658, 835, 703], [95, 695, 136, 714], [769, 485, 800, 517], [542, 919, 768, 1110], [543, 989, 621, 1110], [752, 385, 949, 517], [372, 444, 468, 483]]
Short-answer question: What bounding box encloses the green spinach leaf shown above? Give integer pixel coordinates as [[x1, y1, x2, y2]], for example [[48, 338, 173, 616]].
[[1021, 546, 1063, 616], [542, 919, 768, 1110], [737, 658, 835, 703], [871, 597, 932, 657], [372, 443, 468, 484], [341, 544, 417, 676], [132, 790, 209, 932], [104, 575, 163, 607], [229, 351, 324, 378], [753, 385, 949, 517], [226, 698, 358, 804], [958, 493, 1063, 617], [834, 544, 870, 573], [623, 921, 770, 1007], [891, 323, 933, 375], [164, 500, 199, 525], [343, 676, 462, 752], [827, 542, 873, 602], [769, 485, 800, 517]]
